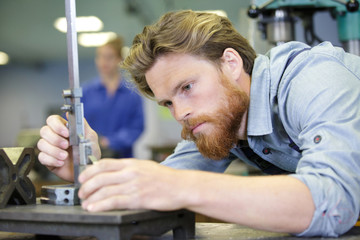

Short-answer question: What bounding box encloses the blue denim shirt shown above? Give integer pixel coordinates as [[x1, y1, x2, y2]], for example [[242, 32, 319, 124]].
[[161, 41, 360, 237]]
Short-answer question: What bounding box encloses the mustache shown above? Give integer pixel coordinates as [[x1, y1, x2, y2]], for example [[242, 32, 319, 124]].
[[181, 114, 215, 141], [183, 115, 213, 131]]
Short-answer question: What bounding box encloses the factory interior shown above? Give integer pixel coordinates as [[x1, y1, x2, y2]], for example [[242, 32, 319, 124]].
[[0, 0, 343, 167], [0, 0, 359, 239]]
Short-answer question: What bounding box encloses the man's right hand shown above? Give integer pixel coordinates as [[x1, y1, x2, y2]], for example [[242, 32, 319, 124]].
[[37, 115, 101, 182]]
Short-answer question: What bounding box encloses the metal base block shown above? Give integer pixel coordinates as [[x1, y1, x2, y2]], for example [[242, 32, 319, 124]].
[[0, 147, 35, 208], [40, 184, 80, 205], [0, 200, 195, 240]]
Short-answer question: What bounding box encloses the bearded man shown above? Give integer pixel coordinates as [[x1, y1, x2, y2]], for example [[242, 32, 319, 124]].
[[37, 10, 360, 237]]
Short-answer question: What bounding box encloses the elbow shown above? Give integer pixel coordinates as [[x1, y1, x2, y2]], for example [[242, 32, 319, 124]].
[[296, 198, 358, 237], [291, 173, 360, 237]]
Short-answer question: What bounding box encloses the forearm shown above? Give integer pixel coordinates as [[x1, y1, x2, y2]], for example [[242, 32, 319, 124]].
[[162, 140, 233, 172], [180, 171, 314, 233]]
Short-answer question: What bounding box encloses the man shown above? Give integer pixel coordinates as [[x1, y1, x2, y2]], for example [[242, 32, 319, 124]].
[[37, 10, 360, 237], [81, 36, 144, 158]]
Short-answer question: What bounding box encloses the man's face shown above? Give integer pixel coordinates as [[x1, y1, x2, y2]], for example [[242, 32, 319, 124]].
[[146, 53, 249, 160], [95, 45, 121, 76]]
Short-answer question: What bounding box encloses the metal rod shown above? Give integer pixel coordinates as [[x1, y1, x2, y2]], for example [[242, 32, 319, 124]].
[[65, 0, 84, 185], [65, 0, 79, 90]]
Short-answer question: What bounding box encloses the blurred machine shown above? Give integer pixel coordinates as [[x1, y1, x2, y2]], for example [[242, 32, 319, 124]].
[[248, 0, 360, 55]]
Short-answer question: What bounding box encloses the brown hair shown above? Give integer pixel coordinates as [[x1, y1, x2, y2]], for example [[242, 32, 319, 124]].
[[122, 10, 256, 99]]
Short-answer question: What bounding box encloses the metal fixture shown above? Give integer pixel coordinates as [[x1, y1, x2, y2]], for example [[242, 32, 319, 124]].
[[0, 147, 35, 208]]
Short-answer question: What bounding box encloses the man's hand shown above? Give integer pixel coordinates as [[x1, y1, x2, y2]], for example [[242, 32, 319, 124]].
[[78, 159, 190, 212], [37, 115, 101, 182], [77, 158, 314, 234]]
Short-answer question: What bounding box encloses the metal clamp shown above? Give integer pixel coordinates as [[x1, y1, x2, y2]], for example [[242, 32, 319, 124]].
[[0, 147, 36, 208]]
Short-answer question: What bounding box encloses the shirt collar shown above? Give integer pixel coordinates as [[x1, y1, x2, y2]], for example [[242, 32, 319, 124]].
[[247, 41, 310, 137], [247, 54, 273, 136]]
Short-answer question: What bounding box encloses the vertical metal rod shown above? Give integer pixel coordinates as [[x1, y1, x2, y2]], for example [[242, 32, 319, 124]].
[[65, 0, 84, 185], [65, 0, 79, 90]]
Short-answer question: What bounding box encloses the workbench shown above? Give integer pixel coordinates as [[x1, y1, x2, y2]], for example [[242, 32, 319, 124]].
[[0, 222, 360, 239], [0, 201, 194, 240]]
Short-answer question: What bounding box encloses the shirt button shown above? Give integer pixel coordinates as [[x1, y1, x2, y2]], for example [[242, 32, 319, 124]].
[[314, 135, 322, 144], [262, 148, 271, 155]]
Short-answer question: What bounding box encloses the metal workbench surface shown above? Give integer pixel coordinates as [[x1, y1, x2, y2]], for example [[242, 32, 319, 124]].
[[0, 222, 360, 239], [0, 199, 359, 239], [0, 201, 194, 240]]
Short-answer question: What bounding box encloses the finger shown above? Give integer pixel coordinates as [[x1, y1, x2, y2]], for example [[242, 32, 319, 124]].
[[40, 124, 69, 150], [38, 151, 66, 168], [79, 168, 134, 199], [46, 115, 69, 138], [78, 159, 129, 183], [83, 118, 92, 135], [81, 183, 135, 209], [83, 195, 132, 212], [37, 138, 68, 162], [37, 152, 66, 170], [80, 116, 95, 141]]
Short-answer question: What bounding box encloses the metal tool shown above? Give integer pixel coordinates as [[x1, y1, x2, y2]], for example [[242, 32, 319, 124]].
[[0, 147, 35, 208], [41, 0, 95, 205], [61, 0, 94, 185], [40, 184, 79, 206]]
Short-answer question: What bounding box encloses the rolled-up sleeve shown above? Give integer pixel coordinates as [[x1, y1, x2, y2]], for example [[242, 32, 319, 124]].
[[292, 142, 360, 236], [280, 52, 360, 237]]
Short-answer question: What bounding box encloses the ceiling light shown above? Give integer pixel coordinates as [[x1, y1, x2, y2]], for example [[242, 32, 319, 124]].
[[0, 51, 9, 65], [54, 16, 103, 33], [78, 32, 117, 47]]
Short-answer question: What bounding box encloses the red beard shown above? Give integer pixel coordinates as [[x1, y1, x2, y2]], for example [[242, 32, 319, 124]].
[[181, 75, 249, 160]]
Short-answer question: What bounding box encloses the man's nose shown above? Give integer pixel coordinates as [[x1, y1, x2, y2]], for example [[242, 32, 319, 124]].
[[173, 102, 191, 122]]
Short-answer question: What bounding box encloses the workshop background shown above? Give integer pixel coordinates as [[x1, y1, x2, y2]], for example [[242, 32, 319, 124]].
[[0, 0, 341, 165]]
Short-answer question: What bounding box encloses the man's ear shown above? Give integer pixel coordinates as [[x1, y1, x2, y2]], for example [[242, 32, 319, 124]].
[[221, 48, 243, 82]]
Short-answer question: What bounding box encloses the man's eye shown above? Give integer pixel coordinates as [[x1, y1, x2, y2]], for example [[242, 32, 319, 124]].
[[183, 83, 192, 91], [164, 101, 172, 107]]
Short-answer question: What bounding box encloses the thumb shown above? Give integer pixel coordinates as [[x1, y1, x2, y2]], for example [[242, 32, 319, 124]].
[[83, 117, 101, 160]]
